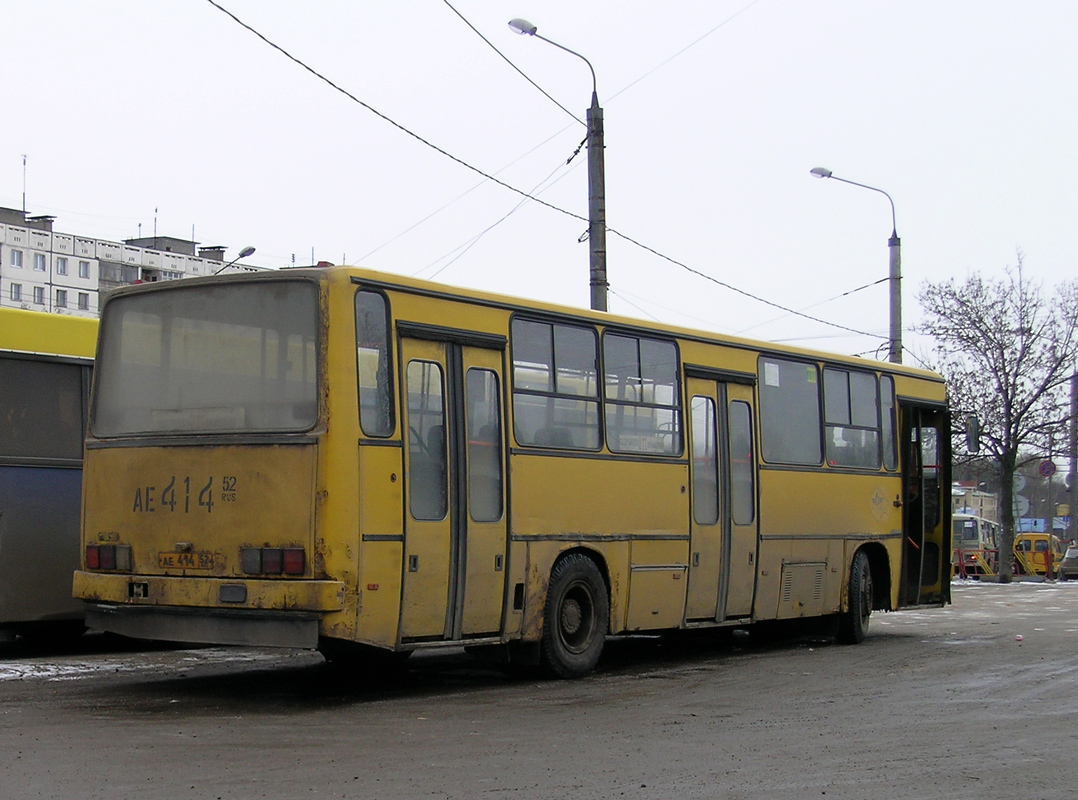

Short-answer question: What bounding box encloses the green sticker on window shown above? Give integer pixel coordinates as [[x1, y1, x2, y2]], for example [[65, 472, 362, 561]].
[[806, 366, 817, 383]]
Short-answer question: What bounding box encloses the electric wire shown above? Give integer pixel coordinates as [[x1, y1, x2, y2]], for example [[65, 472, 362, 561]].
[[203, 0, 883, 346], [441, 0, 582, 125], [736, 276, 889, 335], [417, 159, 579, 280], [203, 0, 589, 230]]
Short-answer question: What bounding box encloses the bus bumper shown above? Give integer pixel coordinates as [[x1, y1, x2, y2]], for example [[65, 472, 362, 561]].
[[73, 571, 346, 648], [84, 602, 321, 648]]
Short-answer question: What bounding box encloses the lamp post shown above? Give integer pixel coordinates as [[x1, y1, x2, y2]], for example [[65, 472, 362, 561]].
[[213, 245, 256, 275], [510, 18, 607, 312], [810, 167, 902, 364]]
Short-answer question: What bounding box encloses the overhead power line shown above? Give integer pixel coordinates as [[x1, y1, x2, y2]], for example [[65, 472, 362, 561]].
[[203, 0, 882, 345]]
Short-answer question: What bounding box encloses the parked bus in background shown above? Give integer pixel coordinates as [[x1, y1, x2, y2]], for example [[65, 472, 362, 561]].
[[951, 513, 1000, 578], [74, 266, 951, 677], [1, 307, 96, 641]]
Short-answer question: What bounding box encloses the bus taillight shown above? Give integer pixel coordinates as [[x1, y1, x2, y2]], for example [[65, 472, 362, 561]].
[[85, 544, 131, 571], [241, 546, 306, 576], [283, 547, 305, 575]]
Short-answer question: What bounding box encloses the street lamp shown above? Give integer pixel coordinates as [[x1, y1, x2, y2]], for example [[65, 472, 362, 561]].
[[509, 18, 607, 312], [810, 167, 902, 364], [213, 245, 256, 275]]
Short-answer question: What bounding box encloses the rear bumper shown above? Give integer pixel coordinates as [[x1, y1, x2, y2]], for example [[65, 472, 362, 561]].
[[85, 602, 319, 648], [73, 570, 345, 611], [74, 570, 346, 648]]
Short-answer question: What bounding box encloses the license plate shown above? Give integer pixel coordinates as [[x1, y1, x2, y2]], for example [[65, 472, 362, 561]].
[[158, 551, 214, 570]]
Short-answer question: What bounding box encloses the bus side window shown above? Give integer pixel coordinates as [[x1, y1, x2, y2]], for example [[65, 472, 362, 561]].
[[466, 368, 503, 523], [355, 290, 393, 437], [406, 361, 448, 521]]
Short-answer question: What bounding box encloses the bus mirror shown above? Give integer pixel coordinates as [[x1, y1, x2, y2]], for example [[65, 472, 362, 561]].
[[965, 415, 980, 453]]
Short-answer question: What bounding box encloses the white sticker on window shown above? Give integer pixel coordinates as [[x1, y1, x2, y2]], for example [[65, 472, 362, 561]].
[[764, 361, 780, 387]]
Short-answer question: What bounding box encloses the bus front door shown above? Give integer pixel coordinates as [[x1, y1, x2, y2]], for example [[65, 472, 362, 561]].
[[398, 337, 508, 642], [899, 404, 950, 607], [685, 377, 759, 622]]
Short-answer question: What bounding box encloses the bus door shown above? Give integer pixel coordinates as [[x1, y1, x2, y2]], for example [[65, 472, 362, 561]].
[[685, 376, 758, 622], [398, 335, 508, 642], [899, 404, 950, 607]]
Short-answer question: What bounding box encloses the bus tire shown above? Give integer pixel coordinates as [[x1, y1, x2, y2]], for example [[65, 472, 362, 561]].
[[540, 553, 609, 679], [837, 550, 872, 644]]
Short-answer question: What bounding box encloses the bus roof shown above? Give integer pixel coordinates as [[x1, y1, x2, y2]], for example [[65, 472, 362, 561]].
[[0, 307, 97, 359], [101, 264, 945, 384]]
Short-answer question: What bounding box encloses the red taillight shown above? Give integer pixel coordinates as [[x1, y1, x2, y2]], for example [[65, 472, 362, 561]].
[[240, 546, 306, 575], [85, 544, 132, 571], [283, 547, 305, 575], [100, 545, 117, 570], [262, 548, 283, 575]]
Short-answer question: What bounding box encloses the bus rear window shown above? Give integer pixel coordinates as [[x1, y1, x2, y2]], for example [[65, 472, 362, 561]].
[[92, 280, 319, 436]]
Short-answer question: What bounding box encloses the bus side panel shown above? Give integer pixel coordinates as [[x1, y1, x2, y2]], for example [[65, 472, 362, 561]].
[[0, 465, 83, 624], [354, 444, 405, 647], [757, 469, 903, 620], [512, 454, 688, 637], [626, 539, 689, 630]]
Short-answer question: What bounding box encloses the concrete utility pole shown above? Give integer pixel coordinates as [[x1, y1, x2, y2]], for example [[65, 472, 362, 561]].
[[510, 18, 607, 312]]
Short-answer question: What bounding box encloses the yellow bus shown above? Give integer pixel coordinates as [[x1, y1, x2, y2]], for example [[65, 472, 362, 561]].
[[73, 266, 950, 677], [1, 307, 96, 640]]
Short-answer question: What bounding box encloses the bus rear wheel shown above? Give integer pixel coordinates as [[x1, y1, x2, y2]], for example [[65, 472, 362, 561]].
[[837, 550, 872, 644], [540, 553, 609, 679]]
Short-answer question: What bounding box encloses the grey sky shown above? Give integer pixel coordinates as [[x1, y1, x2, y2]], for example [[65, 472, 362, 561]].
[[3, 1, 1075, 361]]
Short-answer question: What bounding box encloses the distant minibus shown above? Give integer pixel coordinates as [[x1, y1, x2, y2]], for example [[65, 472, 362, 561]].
[[951, 513, 999, 577]]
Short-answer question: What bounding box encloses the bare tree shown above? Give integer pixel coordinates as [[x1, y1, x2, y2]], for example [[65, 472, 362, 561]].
[[918, 256, 1078, 581]]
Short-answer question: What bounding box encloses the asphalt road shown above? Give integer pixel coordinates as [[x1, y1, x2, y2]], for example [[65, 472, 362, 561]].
[[1, 581, 1074, 800]]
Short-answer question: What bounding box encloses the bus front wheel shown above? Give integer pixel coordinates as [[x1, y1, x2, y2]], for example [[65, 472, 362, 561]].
[[837, 550, 872, 644], [540, 553, 609, 679]]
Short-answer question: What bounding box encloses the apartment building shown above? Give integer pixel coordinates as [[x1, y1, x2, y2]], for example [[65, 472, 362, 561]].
[[0, 207, 257, 318]]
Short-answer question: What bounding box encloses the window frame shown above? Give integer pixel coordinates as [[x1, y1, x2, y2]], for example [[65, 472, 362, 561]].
[[758, 356, 823, 466], [822, 366, 882, 470], [601, 330, 683, 456], [510, 316, 601, 451], [354, 288, 395, 438]]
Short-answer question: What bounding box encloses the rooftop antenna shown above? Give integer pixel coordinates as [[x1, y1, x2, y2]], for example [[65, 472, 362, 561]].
[[21, 154, 27, 215]]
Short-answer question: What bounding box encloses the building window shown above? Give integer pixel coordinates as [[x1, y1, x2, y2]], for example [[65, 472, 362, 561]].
[[57, 257, 68, 276], [10, 249, 23, 268], [78, 292, 90, 310], [56, 289, 68, 308], [33, 253, 46, 272], [10, 283, 21, 302], [33, 286, 45, 305], [78, 260, 90, 278]]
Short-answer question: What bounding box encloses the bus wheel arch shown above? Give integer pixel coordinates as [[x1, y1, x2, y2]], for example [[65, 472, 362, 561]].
[[539, 549, 610, 679]]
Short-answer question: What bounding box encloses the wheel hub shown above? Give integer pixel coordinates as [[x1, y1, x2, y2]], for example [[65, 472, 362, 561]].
[[561, 598, 582, 635]]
